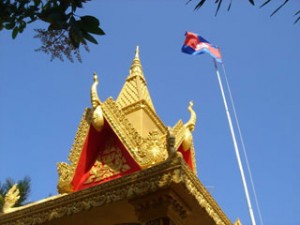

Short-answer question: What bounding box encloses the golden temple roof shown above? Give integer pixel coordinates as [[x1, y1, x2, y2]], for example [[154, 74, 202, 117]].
[[0, 47, 242, 225], [117, 46, 155, 112]]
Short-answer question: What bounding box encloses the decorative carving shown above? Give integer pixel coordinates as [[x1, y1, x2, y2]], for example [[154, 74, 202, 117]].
[[135, 130, 168, 167], [1, 185, 20, 214], [101, 98, 168, 169], [172, 120, 185, 150], [57, 109, 92, 193], [57, 162, 73, 193], [184, 101, 196, 132], [131, 190, 189, 225], [84, 138, 131, 184], [1, 157, 232, 225], [181, 167, 231, 225], [182, 101, 196, 151], [102, 98, 141, 153], [90, 73, 104, 132], [166, 127, 176, 159]]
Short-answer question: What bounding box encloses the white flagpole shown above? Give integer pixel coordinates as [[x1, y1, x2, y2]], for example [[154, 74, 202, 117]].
[[213, 59, 257, 225]]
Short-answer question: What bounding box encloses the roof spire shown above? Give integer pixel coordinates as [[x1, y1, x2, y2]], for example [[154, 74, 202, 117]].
[[135, 45, 139, 58], [116, 46, 155, 111], [129, 46, 144, 77]]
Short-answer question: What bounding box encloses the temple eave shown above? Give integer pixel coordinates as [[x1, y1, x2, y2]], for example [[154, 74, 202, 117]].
[[0, 156, 232, 225]]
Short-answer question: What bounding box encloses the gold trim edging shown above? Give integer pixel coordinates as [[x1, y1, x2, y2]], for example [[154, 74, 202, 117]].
[[57, 108, 92, 193], [101, 98, 168, 168], [0, 157, 232, 225]]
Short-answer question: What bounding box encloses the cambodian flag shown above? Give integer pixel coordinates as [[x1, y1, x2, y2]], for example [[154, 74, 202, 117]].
[[182, 32, 222, 63]]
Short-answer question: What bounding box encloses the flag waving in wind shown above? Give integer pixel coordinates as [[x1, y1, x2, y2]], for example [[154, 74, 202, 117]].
[[182, 32, 222, 63]]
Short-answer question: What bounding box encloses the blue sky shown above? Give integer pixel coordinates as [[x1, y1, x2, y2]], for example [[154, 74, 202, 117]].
[[0, 1, 299, 225]]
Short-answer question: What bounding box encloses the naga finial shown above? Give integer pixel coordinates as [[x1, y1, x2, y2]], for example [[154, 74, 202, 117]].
[[182, 101, 197, 151], [90, 73, 104, 132], [185, 101, 196, 132], [91, 73, 101, 109], [2, 184, 20, 213]]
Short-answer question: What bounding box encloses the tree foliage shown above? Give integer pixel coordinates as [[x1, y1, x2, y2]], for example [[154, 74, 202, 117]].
[[0, 1, 297, 62], [0, 0, 105, 62], [189, 0, 300, 23], [0, 176, 31, 210]]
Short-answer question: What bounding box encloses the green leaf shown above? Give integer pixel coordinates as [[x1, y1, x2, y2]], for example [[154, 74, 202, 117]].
[[194, 0, 206, 10], [69, 28, 81, 48], [227, 0, 232, 11], [87, 26, 105, 35], [5, 21, 15, 30], [80, 15, 100, 27], [215, 0, 223, 16], [79, 16, 105, 35], [83, 32, 98, 44], [260, 0, 271, 8], [248, 0, 255, 5], [270, 0, 289, 17], [12, 27, 18, 39], [34, 0, 41, 6], [18, 21, 26, 33]]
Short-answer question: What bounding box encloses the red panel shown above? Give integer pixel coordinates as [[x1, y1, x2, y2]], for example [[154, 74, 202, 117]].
[[178, 145, 194, 171], [71, 121, 141, 191]]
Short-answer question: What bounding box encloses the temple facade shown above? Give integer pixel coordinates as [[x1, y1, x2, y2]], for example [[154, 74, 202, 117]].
[[0, 47, 241, 225]]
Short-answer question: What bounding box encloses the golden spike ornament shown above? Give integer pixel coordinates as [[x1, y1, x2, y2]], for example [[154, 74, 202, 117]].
[[185, 101, 196, 132], [2, 184, 20, 213], [234, 218, 243, 225], [182, 101, 197, 151], [129, 46, 144, 76], [90, 73, 104, 132]]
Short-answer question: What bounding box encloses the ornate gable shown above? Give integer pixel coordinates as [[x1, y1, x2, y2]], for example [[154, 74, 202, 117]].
[[57, 47, 198, 194]]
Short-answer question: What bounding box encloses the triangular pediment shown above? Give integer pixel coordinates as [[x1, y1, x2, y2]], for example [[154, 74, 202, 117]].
[[57, 47, 197, 194]]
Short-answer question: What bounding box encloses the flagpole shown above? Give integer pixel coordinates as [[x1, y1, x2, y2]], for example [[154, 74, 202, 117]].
[[213, 59, 257, 225]]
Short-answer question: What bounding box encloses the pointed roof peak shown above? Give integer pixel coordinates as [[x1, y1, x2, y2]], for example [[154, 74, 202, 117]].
[[129, 46, 144, 78], [135, 45, 139, 59], [117, 46, 155, 111]]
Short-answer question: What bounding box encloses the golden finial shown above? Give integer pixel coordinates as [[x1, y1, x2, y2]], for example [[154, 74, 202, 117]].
[[135, 45, 139, 59], [182, 101, 197, 151], [129, 46, 144, 77], [2, 184, 20, 213], [185, 101, 196, 132], [90, 73, 104, 132], [91, 73, 101, 109], [234, 218, 242, 225]]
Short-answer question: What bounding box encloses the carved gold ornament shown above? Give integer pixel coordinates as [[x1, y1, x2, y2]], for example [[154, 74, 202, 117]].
[[57, 109, 92, 193], [57, 48, 198, 193], [136, 130, 168, 167], [182, 101, 196, 151], [2, 185, 20, 214], [234, 218, 243, 225], [85, 138, 131, 184], [90, 73, 104, 132], [1, 157, 233, 225]]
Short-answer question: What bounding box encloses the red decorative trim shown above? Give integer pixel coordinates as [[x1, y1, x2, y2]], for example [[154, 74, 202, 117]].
[[71, 121, 141, 191], [178, 145, 193, 171]]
